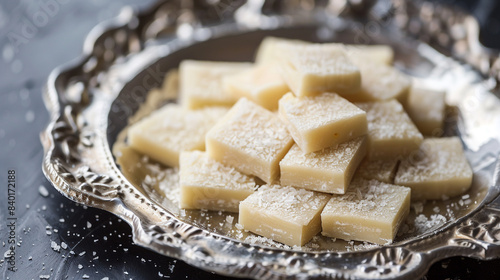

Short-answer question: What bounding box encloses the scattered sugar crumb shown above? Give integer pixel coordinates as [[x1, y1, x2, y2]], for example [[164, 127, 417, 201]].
[[414, 214, 447, 233], [51, 241, 60, 252], [411, 201, 424, 214], [39, 185, 49, 197]]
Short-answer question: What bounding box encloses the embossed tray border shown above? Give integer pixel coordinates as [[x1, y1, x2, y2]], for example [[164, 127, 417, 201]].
[[41, 1, 500, 279]]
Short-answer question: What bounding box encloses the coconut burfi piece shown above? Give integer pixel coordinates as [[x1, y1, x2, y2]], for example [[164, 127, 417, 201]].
[[395, 137, 473, 200], [405, 87, 446, 136], [179, 60, 252, 109], [255, 36, 393, 66], [222, 63, 289, 110], [277, 44, 361, 96], [160, 69, 179, 99], [345, 61, 411, 104], [280, 137, 367, 194], [239, 184, 331, 246], [254, 36, 307, 64], [179, 151, 256, 212], [354, 158, 399, 184], [279, 92, 367, 153], [344, 45, 394, 65], [356, 100, 423, 160], [206, 98, 294, 183], [127, 104, 228, 167], [321, 179, 411, 245]]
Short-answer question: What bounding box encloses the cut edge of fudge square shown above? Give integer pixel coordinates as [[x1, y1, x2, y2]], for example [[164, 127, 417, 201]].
[[205, 98, 294, 183], [239, 184, 331, 246], [280, 136, 367, 194], [321, 179, 411, 245], [369, 138, 422, 161], [394, 137, 473, 200], [279, 92, 367, 153], [354, 158, 399, 184], [179, 150, 256, 213]]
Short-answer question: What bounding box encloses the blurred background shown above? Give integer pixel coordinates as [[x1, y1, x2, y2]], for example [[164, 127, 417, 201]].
[[1, 0, 500, 279]]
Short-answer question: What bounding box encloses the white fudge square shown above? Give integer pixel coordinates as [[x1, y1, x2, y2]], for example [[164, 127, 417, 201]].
[[205, 98, 294, 183], [179, 151, 256, 213], [405, 87, 446, 136], [222, 63, 289, 110], [127, 104, 228, 167], [346, 61, 411, 104], [160, 69, 179, 99], [356, 100, 423, 160], [344, 45, 394, 65], [179, 60, 251, 109], [395, 137, 473, 200], [279, 92, 367, 153], [255, 37, 393, 66], [239, 184, 331, 246], [276, 43, 361, 96], [254, 36, 307, 64], [321, 179, 411, 245], [280, 137, 367, 194]]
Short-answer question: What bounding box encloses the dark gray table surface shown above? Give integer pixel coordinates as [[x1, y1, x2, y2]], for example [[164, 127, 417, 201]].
[[1, 0, 500, 279]]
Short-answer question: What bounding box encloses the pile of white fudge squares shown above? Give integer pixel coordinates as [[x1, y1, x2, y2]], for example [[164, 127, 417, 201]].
[[126, 37, 473, 246]]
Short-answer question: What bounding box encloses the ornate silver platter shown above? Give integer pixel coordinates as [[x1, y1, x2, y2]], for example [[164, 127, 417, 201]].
[[41, 0, 500, 279]]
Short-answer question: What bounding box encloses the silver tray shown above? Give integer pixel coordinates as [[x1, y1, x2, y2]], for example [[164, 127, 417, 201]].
[[41, 0, 500, 279]]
